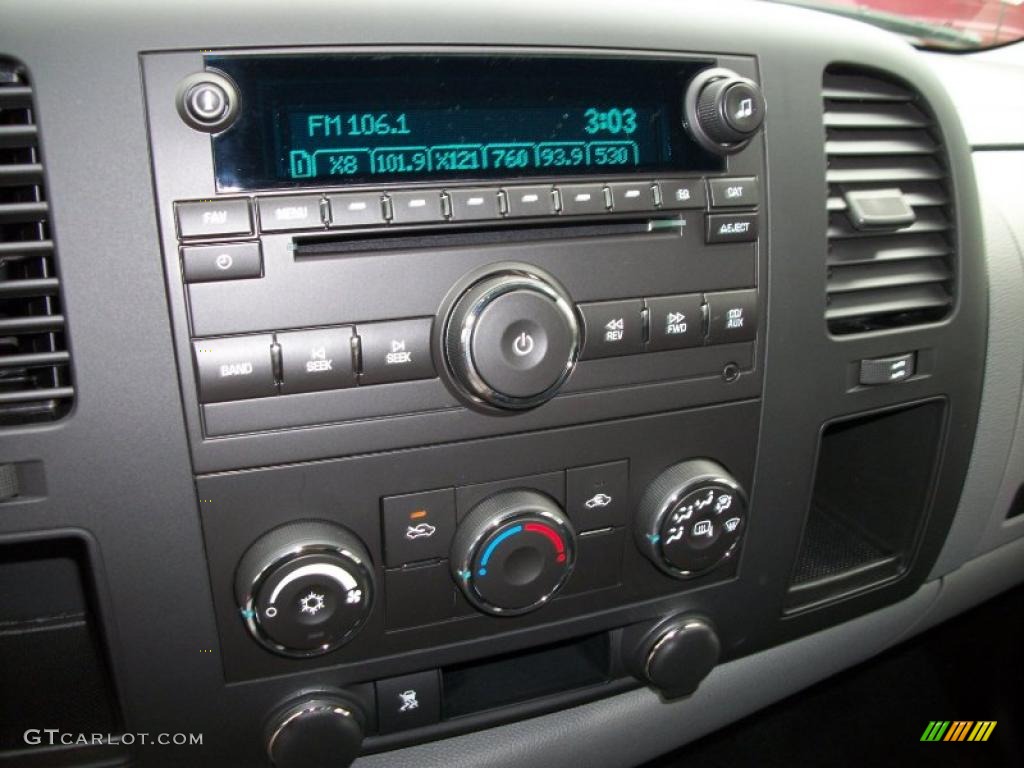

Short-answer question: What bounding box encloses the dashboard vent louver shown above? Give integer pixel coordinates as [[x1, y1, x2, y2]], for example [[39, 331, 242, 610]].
[[823, 66, 955, 334], [0, 57, 73, 425]]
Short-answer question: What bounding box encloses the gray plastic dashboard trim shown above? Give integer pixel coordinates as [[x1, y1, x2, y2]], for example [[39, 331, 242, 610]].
[[930, 151, 1024, 577]]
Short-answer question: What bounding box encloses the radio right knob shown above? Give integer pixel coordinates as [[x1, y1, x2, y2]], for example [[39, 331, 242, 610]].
[[635, 459, 747, 578], [685, 68, 765, 154]]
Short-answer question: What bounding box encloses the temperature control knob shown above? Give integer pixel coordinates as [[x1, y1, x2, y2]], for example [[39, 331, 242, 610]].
[[235, 521, 375, 657], [443, 266, 580, 410], [636, 459, 747, 578], [451, 489, 576, 615], [684, 68, 765, 154]]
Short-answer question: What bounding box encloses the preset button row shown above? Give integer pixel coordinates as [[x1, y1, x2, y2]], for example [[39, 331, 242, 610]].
[[173, 177, 759, 238], [192, 318, 434, 404]]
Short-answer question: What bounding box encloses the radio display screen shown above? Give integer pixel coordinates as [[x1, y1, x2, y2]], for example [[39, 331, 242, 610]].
[[210, 54, 723, 191]]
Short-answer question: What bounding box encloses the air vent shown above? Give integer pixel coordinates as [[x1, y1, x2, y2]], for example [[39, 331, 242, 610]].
[[0, 57, 73, 425], [823, 66, 955, 334]]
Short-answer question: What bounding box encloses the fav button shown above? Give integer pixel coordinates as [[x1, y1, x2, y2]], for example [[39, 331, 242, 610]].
[[358, 318, 435, 385], [706, 289, 758, 344], [277, 327, 356, 395], [566, 460, 629, 531], [381, 488, 456, 567], [578, 299, 645, 359], [175, 199, 252, 239], [646, 294, 706, 351], [376, 670, 441, 734], [192, 334, 275, 403]]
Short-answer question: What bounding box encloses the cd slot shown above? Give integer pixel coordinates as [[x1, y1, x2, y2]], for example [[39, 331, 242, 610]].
[[294, 216, 681, 258]]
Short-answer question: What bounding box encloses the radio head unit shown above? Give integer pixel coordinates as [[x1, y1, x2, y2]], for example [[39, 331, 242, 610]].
[[205, 54, 729, 191]]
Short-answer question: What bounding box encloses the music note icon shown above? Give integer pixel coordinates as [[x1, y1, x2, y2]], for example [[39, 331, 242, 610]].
[[735, 97, 754, 120]]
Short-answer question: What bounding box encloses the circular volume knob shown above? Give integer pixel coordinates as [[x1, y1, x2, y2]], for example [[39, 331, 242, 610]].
[[235, 521, 375, 658], [443, 266, 580, 410], [451, 489, 577, 615], [636, 459, 747, 578], [684, 68, 765, 154], [266, 695, 365, 768]]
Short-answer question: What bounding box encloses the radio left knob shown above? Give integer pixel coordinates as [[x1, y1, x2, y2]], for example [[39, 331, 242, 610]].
[[235, 521, 375, 657], [176, 70, 240, 132]]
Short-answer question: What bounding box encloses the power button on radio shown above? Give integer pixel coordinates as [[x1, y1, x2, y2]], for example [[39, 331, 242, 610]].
[[445, 268, 580, 410]]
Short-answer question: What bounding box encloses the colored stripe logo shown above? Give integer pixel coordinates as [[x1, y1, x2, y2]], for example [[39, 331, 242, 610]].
[[921, 721, 996, 742]]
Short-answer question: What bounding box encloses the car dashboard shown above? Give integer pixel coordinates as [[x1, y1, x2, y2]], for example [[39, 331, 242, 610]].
[[0, 1, 1022, 767]]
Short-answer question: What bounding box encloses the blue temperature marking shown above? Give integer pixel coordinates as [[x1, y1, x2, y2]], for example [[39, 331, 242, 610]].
[[480, 524, 523, 568], [646, 533, 660, 544], [477, 568, 487, 577], [240, 608, 255, 620]]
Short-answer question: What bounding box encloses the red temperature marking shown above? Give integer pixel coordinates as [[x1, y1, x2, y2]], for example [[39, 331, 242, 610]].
[[525, 522, 565, 555]]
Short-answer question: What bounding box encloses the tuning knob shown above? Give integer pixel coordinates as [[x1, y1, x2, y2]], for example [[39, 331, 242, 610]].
[[266, 694, 365, 768], [636, 459, 747, 578], [623, 615, 720, 699], [685, 68, 765, 154], [451, 489, 577, 615], [235, 521, 375, 657], [443, 265, 580, 410]]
